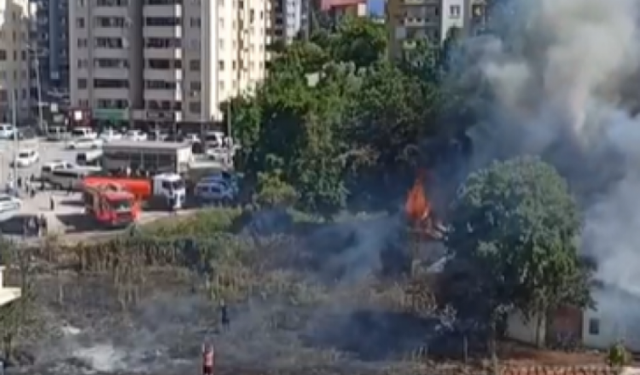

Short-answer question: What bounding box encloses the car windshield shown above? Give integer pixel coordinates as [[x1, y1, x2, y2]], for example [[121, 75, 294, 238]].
[[0, 196, 11, 202], [18, 152, 30, 158], [109, 199, 132, 211], [71, 129, 86, 136], [171, 180, 185, 190]]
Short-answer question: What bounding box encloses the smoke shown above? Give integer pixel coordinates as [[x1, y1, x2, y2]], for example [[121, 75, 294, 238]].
[[455, 0, 640, 297]]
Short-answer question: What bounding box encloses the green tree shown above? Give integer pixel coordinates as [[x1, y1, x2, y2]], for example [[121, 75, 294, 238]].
[[330, 16, 388, 68], [443, 156, 592, 352]]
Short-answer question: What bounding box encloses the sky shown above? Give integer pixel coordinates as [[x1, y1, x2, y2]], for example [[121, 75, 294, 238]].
[[368, 0, 384, 15]]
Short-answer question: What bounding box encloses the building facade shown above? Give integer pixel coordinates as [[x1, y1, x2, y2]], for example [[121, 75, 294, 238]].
[[30, 0, 69, 96], [0, 0, 33, 122], [69, 0, 271, 129], [272, 0, 310, 44], [386, 0, 487, 58], [319, 0, 367, 19]]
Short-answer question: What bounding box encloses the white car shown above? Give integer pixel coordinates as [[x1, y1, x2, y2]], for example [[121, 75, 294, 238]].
[[124, 130, 148, 141], [70, 127, 98, 139], [99, 128, 123, 142], [0, 194, 21, 213], [12, 149, 39, 168], [66, 137, 103, 150], [0, 124, 15, 139]]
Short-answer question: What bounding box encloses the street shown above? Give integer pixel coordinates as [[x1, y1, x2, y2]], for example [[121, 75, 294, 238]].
[[0, 137, 184, 242]]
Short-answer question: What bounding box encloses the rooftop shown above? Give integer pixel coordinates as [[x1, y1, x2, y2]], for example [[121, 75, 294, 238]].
[[103, 140, 191, 151]]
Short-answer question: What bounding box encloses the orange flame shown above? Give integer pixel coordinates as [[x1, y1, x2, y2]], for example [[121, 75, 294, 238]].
[[405, 169, 431, 225]]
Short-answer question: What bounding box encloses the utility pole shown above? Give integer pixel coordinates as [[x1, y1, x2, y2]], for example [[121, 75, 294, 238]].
[[11, 91, 18, 186], [34, 47, 45, 134]]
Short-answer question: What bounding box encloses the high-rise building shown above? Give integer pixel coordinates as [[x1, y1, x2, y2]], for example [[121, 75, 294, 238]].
[[69, 0, 271, 129], [386, 0, 487, 58], [319, 0, 367, 20], [30, 0, 69, 96], [0, 0, 33, 122], [272, 0, 310, 44]]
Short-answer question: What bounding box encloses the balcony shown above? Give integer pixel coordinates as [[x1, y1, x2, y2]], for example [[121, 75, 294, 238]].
[[143, 48, 182, 60], [143, 4, 182, 18], [144, 69, 182, 81], [92, 87, 130, 99], [143, 26, 182, 39], [93, 67, 129, 80], [143, 88, 183, 102], [93, 6, 129, 17]]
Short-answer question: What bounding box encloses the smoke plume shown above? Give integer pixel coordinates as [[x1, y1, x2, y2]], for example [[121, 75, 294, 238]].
[[457, 0, 640, 297]]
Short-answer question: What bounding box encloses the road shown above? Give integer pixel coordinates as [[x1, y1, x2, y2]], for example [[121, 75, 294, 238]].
[[0, 137, 185, 243], [0, 137, 74, 184]]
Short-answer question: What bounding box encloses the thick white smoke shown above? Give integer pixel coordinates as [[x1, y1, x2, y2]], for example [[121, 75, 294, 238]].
[[460, 0, 640, 296]]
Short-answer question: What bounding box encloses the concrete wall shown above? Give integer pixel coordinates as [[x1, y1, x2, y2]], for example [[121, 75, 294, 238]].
[[506, 311, 546, 347]]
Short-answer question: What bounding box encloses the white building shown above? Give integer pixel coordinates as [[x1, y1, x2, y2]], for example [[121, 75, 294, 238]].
[[69, 0, 271, 128], [0, 0, 33, 122], [386, 0, 487, 59], [0, 266, 21, 306]]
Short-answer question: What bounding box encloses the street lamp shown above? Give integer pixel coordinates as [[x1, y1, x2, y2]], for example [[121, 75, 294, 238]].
[[27, 44, 45, 135]]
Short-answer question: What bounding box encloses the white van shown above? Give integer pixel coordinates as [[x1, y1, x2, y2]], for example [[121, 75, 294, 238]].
[[48, 169, 95, 191], [76, 149, 103, 167]]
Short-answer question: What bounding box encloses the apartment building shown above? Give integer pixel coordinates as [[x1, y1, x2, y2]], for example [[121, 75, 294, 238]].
[[30, 0, 69, 95], [0, 0, 32, 122], [69, 0, 271, 129], [387, 0, 487, 58], [272, 0, 310, 44], [319, 0, 367, 19]]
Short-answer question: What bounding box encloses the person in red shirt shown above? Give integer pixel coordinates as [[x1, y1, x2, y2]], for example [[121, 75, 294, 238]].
[[202, 342, 214, 375]]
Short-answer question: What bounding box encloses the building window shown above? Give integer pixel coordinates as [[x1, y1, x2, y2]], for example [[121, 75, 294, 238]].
[[0, 50, 6, 61], [189, 102, 201, 113], [189, 59, 200, 71], [76, 17, 85, 28], [77, 78, 87, 89], [190, 18, 201, 28], [588, 318, 600, 335], [450, 5, 461, 18], [218, 61, 224, 71]]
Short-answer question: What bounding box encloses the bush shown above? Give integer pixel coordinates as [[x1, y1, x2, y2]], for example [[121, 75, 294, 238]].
[[141, 208, 243, 238], [607, 341, 631, 367]]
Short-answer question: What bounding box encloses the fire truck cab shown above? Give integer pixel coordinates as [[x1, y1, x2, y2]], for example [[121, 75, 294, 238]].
[[82, 181, 140, 228]]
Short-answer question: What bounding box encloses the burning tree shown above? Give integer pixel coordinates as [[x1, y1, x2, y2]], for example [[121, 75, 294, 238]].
[[442, 156, 592, 354]]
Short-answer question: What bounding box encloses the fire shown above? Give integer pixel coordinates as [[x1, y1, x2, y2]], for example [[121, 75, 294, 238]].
[[405, 169, 430, 226]]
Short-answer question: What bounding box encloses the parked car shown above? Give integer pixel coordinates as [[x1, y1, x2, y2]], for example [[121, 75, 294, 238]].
[[99, 128, 123, 142], [66, 137, 103, 150], [46, 126, 71, 141], [41, 160, 76, 182], [0, 194, 21, 213], [0, 124, 16, 139], [70, 127, 98, 139], [124, 129, 148, 141], [12, 149, 39, 168]]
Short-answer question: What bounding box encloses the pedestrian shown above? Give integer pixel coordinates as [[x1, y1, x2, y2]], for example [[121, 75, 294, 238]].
[[201, 342, 214, 375], [39, 215, 47, 236], [33, 216, 40, 237], [220, 299, 230, 330], [49, 195, 55, 211], [30, 187, 35, 198], [17, 176, 22, 190]]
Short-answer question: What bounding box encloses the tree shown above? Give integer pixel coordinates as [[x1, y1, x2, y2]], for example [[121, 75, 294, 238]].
[[443, 156, 592, 353]]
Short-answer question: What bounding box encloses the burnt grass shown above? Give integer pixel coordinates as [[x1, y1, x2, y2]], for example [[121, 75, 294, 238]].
[[4, 211, 462, 375]]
